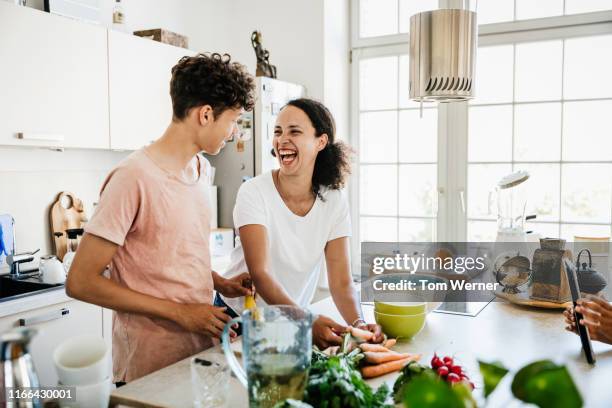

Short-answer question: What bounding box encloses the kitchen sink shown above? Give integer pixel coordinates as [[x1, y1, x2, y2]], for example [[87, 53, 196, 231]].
[[0, 275, 64, 302]]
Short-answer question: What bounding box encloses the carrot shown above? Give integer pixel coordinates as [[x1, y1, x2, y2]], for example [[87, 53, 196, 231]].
[[350, 326, 374, 341], [359, 343, 390, 353], [364, 351, 420, 365], [383, 338, 397, 349], [360, 355, 421, 379]]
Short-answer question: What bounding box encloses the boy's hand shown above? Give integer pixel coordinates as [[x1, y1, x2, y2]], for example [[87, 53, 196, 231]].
[[215, 272, 253, 298], [174, 303, 237, 339]]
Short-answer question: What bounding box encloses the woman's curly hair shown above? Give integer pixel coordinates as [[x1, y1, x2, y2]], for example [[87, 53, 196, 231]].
[[170, 53, 255, 120], [284, 98, 353, 200]]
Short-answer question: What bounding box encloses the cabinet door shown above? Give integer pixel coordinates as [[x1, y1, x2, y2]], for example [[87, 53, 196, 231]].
[[108, 30, 192, 151], [0, 3, 109, 149], [0, 300, 103, 386]]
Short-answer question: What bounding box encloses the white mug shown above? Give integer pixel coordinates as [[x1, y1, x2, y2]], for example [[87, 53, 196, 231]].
[[53, 335, 110, 386], [39, 255, 66, 284]]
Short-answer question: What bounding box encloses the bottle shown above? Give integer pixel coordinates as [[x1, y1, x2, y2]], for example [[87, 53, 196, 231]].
[[112, 0, 126, 32]]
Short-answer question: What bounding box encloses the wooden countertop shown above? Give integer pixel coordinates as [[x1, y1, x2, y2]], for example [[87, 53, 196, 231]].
[[111, 298, 612, 408]]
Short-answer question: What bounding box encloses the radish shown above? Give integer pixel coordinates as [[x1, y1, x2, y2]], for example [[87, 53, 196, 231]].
[[437, 366, 449, 377], [447, 373, 461, 383], [431, 354, 443, 369], [450, 365, 462, 375]]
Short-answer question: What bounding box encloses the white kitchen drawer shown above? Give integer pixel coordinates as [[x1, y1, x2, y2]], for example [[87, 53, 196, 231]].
[[0, 299, 103, 387]]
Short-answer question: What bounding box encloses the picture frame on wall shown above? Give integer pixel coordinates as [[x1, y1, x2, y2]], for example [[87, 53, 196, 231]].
[[44, 0, 100, 24]]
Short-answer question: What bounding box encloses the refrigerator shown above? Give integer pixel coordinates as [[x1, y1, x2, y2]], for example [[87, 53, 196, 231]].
[[206, 77, 305, 228]]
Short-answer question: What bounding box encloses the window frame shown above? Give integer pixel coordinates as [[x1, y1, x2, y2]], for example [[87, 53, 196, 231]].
[[350, 0, 612, 271]]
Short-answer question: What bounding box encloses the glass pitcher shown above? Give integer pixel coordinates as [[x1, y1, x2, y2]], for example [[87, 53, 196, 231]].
[[221, 306, 313, 408]]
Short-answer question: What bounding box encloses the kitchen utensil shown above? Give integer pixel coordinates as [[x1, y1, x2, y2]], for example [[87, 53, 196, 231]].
[[53, 335, 110, 386], [243, 278, 257, 312], [494, 171, 530, 242], [50, 191, 88, 261], [1, 328, 42, 408], [191, 353, 230, 408], [575, 249, 608, 294], [374, 301, 427, 315], [374, 310, 426, 339], [39, 255, 66, 284], [62, 228, 84, 273], [221, 306, 312, 408], [494, 290, 571, 309], [61, 377, 112, 408], [493, 254, 532, 294]]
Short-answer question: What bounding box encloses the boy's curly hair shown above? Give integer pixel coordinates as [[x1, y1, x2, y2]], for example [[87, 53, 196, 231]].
[[170, 53, 255, 120]]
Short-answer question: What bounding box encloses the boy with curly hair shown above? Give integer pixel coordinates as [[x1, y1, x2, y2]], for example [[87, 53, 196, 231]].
[[66, 53, 256, 383]]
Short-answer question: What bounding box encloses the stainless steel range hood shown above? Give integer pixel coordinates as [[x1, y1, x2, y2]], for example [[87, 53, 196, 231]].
[[409, 8, 477, 103]]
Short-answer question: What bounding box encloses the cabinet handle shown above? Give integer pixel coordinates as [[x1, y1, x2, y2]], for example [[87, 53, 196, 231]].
[[16, 132, 65, 142], [19, 308, 70, 326]]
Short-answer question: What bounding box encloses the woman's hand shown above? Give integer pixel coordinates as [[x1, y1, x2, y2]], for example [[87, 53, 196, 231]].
[[354, 321, 385, 344], [174, 303, 237, 340], [313, 315, 349, 349], [564, 295, 612, 345], [214, 272, 253, 298]]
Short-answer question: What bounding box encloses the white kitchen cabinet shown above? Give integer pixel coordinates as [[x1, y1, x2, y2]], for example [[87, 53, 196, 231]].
[[108, 30, 192, 150], [0, 2, 110, 149], [0, 299, 103, 387]]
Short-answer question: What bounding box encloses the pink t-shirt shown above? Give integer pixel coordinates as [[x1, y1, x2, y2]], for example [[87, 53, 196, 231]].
[[85, 149, 213, 382]]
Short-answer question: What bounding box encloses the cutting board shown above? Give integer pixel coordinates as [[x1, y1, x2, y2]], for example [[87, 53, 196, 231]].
[[50, 192, 88, 261], [495, 290, 571, 309]]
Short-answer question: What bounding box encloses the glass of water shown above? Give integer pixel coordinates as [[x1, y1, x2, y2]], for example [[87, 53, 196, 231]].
[[191, 353, 230, 407]]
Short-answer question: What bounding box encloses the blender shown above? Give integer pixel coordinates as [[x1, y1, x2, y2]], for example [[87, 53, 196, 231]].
[[495, 170, 531, 243]]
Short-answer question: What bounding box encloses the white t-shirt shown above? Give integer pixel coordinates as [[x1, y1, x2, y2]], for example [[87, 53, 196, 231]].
[[221, 171, 352, 315]]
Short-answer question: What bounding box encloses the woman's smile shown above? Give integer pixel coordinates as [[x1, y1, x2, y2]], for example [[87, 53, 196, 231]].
[[278, 147, 298, 167]]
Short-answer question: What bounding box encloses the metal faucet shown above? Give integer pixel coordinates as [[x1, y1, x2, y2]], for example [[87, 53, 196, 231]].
[[6, 249, 39, 279]]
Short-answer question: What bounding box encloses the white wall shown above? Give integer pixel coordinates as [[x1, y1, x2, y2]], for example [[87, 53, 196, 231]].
[[0, 147, 128, 269]]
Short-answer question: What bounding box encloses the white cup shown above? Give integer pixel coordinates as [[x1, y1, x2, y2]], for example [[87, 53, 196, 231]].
[[40, 255, 66, 284], [53, 335, 110, 386], [60, 377, 112, 408]]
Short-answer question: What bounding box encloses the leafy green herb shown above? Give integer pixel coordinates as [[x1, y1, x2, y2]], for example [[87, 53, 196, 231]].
[[303, 350, 392, 408], [478, 360, 509, 398]]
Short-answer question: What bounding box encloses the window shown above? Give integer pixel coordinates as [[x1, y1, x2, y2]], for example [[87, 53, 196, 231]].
[[357, 53, 438, 243], [352, 0, 612, 258], [467, 35, 612, 242]]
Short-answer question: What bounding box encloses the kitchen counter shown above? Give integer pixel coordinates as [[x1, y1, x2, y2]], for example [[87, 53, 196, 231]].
[[111, 298, 612, 408]]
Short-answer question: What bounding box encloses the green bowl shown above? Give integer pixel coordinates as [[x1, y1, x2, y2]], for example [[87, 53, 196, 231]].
[[374, 301, 427, 315], [374, 310, 426, 340]]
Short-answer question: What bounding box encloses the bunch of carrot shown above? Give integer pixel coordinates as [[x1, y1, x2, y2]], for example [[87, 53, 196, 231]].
[[321, 327, 421, 379]]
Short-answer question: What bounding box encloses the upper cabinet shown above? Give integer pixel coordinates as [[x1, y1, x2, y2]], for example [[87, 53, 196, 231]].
[[108, 31, 191, 150], [0, 3, 110, 149]]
